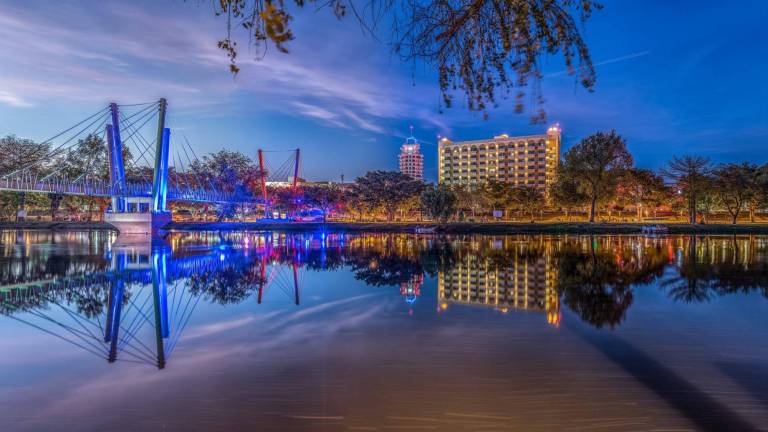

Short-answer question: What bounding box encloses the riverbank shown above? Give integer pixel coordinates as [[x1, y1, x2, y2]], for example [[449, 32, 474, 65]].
[[167, 221, 768, 235], [4, 220, 768, 235]]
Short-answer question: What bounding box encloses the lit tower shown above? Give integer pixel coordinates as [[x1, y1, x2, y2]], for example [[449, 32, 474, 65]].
[[544, 124, 561, 198], [399, 126, 424, 180]]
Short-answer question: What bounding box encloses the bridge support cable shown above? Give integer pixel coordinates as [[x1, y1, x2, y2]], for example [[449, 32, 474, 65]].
[[174, 146, 204, 201], [1, 311, 107, 360], [120, 105, 160, 145], [2, 106, 111, 176], [259, 259, 302, 305], [257, 256, 266, 304], [176, 149, 199, 197], [34, 112, 110, 193], [179, 135, 224, 202], [293, 149, 301, 190], [164, 279, 203, 360], [1, 97, 264, 210], [0, 248, 247, 369], [118, 106, 160, 192], [116, 288, 157, 353], [1, 298, 109, 359], [257, 149, 302, 184], [258, 149, 268, 217], [293, 261, 300, 305], [1, 108, 112, 197], [170, 152, 186, 197], [119, 102, 157, 126]]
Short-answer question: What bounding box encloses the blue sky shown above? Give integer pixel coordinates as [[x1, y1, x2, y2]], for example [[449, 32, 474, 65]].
[[0, 0, 766, 181]]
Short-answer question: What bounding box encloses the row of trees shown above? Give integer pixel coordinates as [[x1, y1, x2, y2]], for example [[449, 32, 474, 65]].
[[552, 131, 768, 224], [3, 131, 768, 224], [0, 135, 119, 220]]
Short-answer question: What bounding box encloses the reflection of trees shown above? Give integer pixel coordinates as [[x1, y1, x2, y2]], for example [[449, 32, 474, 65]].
[[187, 264, 262, 305], [348, 251, 423, 286], [663, 236, 768, 302], [418, 238, 459, 277], [0, 252, 109, 286], [343, 234, 459, 286], [554, 237, 669, 329], [1, 281, 124, 319], [302, 248, 346, 271], [0, 295, 46, 315], [3, 233, 768, 330], [177, 234, 767, 329], [344, 235, 424, 286], [68, 283, 111, 318]]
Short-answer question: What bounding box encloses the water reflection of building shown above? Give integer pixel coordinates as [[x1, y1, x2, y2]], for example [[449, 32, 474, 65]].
[[438, 237, 561, 326]]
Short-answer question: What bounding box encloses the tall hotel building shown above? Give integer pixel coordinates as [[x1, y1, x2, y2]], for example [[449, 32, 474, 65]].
[[399, 135, 424, 180], [438, 126, 561, 194]]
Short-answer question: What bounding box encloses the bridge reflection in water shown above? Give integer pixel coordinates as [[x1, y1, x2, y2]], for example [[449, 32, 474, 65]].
[[0, 230, 309, 369], [1, 231, 767, 370]]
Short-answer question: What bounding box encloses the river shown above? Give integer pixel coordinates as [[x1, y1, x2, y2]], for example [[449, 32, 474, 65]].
[[0, 230, 766, 431]]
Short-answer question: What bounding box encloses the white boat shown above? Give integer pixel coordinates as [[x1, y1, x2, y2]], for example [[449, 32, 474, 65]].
[[641, 224, 669, 234], [414, 226, 437, 234]]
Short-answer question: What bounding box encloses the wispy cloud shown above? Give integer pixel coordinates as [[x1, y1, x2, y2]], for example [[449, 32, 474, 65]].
[[0, 90, 32, 107], [292, 102, 351, 129], [0, 1, 442, 137]]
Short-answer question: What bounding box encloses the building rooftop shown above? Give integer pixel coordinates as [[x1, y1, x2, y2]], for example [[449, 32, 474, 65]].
[[439, 126, 560, 147]]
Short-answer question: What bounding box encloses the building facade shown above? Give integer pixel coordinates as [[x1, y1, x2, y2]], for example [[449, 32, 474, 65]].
[[438, 126, 561, 194], [399, 136, 424, 180]]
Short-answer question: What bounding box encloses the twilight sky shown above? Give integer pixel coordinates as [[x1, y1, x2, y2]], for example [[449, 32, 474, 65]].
[[0, 0, 766, 182]]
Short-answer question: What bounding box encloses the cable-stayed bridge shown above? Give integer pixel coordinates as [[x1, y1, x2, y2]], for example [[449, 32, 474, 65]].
[[0, 99, 301, 233]]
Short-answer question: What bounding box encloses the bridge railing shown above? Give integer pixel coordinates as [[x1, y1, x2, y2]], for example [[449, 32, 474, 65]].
[[0, 173, 113, 197], [0, 173, 255, 204]]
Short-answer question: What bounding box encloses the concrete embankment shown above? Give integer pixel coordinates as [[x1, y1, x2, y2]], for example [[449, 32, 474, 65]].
[[0, 221, 116, 231], [3, 221, 768, 235], [166, 221, 768, 235]]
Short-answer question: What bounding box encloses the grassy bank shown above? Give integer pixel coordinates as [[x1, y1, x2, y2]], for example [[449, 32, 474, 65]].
[[167, 221, 768, 235]]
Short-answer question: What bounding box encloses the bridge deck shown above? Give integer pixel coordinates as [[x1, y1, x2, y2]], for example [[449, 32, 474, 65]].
[[0, 178, 255, 204]]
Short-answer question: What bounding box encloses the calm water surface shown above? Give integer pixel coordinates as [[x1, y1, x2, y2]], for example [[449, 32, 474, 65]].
[[0, 230, 766, 431]]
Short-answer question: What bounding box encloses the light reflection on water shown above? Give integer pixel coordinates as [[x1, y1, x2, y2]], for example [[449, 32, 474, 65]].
[[0, 230, 766, 431]]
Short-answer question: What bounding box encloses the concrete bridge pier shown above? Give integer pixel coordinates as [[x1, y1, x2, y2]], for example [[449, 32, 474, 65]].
[[104, 211, 172, 235], [104, 197, 172, 235]]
